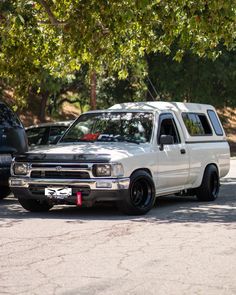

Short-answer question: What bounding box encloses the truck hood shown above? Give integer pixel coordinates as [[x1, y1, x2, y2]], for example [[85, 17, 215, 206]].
[[16, 142, 150, 162]]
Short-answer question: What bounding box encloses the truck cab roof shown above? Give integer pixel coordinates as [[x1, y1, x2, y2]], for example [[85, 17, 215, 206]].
[[109, 101, 215, 113]]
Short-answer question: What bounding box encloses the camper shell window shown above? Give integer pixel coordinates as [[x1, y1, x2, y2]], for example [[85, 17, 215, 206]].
[[182, 113, 212, 136], [207, 110, 224, 136]]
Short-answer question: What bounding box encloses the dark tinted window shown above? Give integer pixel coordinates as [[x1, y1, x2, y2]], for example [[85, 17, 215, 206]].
[[158, 115, 180, 144], [182, 113, 212, 136], [0, 103, 22, 127], [26, 127, 48, 145], [48, 126, 68, 144], [207, 110, 224, 136]]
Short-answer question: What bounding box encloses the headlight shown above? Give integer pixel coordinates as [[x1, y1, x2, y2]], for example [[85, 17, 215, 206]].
[[93, 163, 124, 177], [93, 164, 111, 177], [13, 163, 28, 175]]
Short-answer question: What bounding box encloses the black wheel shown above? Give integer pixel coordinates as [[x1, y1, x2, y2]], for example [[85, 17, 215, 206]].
[[196, 165, 220, 201], [18, 198, 53, 212], [0, 187, 11, 199], [117, 171, 155, 215]]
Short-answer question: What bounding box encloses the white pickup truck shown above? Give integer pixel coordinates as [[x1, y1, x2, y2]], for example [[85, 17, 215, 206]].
[[9, 102, 230, 215]]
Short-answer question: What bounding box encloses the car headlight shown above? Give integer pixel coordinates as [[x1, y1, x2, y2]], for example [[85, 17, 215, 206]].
[[93, 164, 111, 177], [93, 163, 124, 177], [13, 163, 28, 175]]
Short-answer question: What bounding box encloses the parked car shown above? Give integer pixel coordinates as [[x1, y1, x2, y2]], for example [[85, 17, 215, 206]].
[[0, 101, 28, 199], [26, 121, 72, 146], [9, 102, 230, 214]]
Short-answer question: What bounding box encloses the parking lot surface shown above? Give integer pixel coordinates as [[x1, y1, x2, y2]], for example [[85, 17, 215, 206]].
[[0, 159, 235, 295]]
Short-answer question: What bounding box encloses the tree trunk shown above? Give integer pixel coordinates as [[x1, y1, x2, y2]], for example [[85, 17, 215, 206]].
[[90, 71, 96, 110], [39, 93, 48, 122]]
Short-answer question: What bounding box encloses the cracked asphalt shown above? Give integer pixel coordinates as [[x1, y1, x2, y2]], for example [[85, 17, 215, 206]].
[[0, 159, 235, 295]]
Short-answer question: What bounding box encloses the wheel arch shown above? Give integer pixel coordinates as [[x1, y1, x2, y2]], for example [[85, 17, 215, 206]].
[[191, 162, 220, 189], [198, 162, 219, 187], [196, 162, 220, 201], [203, 163, 219, 176], [130, 168, 153, 178]]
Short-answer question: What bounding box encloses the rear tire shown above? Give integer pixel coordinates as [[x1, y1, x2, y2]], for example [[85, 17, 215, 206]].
[[0, 187, 11, 199], [18, 198, 53, 212], [196, 165, 219, 201], [117, 171, 155, 215]]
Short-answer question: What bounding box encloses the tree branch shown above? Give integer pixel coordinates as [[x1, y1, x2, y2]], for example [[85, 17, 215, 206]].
[[57, 98, 80, 106], [37, 0, 68, 26]]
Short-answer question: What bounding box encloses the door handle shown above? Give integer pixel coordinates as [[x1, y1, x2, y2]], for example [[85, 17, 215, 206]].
[[180, 149, 186, 154]]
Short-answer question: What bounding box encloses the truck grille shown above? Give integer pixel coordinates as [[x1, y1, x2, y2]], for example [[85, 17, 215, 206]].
[[31, 164, 89, 169], [31, 171, 90, 179], [29, 163, 91, 179]]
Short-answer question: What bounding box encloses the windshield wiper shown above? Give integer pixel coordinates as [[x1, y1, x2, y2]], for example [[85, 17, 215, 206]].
[[61, 138, 95, 143], [77, 139, 96, 142], [122, 139, 140, 144], [97, 137, 140, 144], [62, 138, 140, 144]]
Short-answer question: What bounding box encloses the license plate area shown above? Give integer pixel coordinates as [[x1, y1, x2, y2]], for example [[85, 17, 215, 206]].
[[45, 187, 72, 199]]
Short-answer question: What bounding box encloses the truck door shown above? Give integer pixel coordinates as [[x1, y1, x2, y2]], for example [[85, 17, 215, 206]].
[[155, 113, 189, 193]]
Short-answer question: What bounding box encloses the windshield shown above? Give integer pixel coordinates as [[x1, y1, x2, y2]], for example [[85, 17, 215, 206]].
[[61, 112, 154, 144]]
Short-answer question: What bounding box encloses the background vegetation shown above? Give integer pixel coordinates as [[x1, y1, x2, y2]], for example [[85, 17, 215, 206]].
[[0, 0, 235, 127]]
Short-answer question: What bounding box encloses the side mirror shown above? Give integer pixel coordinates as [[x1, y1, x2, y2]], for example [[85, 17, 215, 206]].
[[159, 135, 174, 151]]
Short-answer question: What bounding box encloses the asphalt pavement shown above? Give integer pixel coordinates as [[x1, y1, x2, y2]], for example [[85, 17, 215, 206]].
[[0, 159, 235, 295]]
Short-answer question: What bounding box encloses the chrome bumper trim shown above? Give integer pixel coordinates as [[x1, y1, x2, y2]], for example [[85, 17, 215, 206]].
[[9, 177, 130, 190]]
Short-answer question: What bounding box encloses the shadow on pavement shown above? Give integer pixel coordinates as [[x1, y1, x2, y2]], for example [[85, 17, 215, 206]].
[[0, 181, 235, 225]]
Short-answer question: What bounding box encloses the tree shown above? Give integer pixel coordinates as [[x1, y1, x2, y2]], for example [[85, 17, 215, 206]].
[[0, 0, 235, 118], [33, 1, 236, 72], [146, 47, 236, 107]]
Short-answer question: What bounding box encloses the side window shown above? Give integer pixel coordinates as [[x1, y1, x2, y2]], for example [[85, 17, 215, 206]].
[[207, 110, 224, 136], [182, 113, 212, 136], [158, 115, 180, 144], [26, 127, 47, 145], [48, 126, 68, 144]]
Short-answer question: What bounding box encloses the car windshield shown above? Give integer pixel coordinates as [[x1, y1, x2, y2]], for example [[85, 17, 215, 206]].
[[61, 112, 154, 144]]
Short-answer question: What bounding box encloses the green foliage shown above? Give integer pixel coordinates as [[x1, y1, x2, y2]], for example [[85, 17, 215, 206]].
[[0, 1, 62, 107], [146, 47, 236, 107], [0, 0, 235, 115], [35, 0, 236, 72], [97, 61, 148, 109]]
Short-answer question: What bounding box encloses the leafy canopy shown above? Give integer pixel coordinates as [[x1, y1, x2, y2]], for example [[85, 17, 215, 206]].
[[147, 48, 236, 107], [0, 0, 235, 107], [37, 0, 236, 74]]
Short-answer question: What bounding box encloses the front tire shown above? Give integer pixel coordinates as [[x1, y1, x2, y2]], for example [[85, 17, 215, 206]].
[[117, 171, 155, 215], [196, 165, 220, 201], [18, 198, 53, 212]]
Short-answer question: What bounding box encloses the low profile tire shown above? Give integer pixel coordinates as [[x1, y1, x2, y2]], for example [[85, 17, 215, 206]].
[[196, 165, 220, 201], [117, 171, 155, 215], [0, 187, 11, 199], [18, 198, 53, 212]]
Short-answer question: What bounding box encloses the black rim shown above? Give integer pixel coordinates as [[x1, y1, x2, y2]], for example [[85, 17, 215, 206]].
[[130, 178, 152, 209], [210, 173, 219, 197]]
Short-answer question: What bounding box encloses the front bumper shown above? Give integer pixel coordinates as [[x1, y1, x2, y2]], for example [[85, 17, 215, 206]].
[[9, 177, 130, 205], [9, 177, 130, 190]]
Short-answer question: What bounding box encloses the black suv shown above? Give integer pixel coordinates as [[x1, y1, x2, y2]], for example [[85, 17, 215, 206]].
[[0, 102, 28, 198]]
